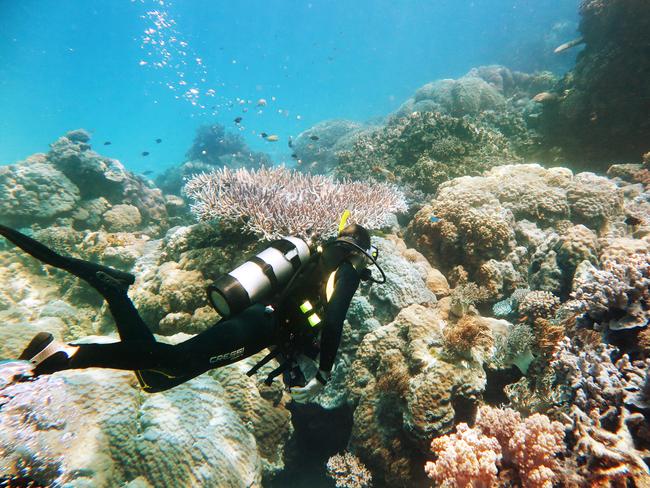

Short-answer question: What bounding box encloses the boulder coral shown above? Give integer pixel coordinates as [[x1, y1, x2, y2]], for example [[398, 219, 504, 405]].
[[407, 164, 630, 301], [0, 356, 292, 488], [0, 131, 170, 236], [346, 304, 487, 487]]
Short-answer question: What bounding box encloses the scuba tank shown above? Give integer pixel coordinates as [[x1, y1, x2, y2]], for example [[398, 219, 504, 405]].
[[207, 236, 311, 317]]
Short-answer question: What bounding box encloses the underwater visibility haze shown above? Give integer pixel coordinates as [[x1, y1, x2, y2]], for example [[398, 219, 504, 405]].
[[1, 0, 649, 487]]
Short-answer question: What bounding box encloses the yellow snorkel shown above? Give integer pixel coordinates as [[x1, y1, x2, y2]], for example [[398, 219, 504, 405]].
[[338, 209, 351, 235]]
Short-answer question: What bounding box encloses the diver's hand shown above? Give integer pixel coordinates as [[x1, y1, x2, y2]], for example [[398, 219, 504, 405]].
[[289, 376, 324, 403]]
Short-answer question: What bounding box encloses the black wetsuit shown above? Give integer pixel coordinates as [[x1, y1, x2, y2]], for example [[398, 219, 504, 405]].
[[0, 225, 360, 392]]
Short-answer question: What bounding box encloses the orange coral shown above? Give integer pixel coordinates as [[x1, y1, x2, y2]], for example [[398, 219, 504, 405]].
[[442, 315, 493, 360], [533, 318, 565, 358]]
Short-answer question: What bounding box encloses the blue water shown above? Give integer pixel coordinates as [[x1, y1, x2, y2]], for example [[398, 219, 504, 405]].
[[0, 0, 578, 174]]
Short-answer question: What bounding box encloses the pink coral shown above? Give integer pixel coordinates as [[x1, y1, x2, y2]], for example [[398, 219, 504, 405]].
[[477, 406, 565, 487], [425, 423, 502, 488], [426, 406, 567, 487], [508, 413, 566, 488]]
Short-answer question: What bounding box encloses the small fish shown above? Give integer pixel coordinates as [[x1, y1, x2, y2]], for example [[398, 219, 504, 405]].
[[256, 98, 267, 107], [371, 165, 397, 181], [288, 137, 293, 148], [291, 153, 298, 159], [142, 170, 154, 176], [429, 215, 441, 223], [234, 117, 243, 124], [141, 151, 150, 156], [155, 138, 162, 143], [103, 141, 112, 145], [625, 215, 642, 226], [265, 135, 279, 142], [532, 92, 558, 104], [260, 132, 268, 138], [309, 135, 319, 141]]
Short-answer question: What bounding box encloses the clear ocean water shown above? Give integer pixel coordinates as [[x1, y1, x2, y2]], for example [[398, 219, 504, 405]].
[[0, 0, 578, 174]]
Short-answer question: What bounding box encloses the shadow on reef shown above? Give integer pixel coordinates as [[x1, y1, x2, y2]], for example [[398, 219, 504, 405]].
[[536, 0, 650, 169], [268, 403, 353, 488]]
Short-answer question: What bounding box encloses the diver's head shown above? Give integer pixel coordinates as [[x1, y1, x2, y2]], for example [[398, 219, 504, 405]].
[[321, 223, 372, 271]]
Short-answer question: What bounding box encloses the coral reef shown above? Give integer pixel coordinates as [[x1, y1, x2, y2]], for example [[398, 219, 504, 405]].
[[292, 119, 365, 175], [425, 406, 566, 488], [326, 452, 372, 488], [185, 123, 270, 169], [536, 0, 650, 168], [572, 247, 649, 331], [337, 111, 519, 195], [345, 304, 487, 487], [0, 358, 291, 488], [407, 164, 631, 301], [184, 166, 406, 240], [552, 338, 650, 486], [0, 131, 171, 237]]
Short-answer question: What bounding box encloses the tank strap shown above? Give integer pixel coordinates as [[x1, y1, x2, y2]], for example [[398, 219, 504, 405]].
[[249, 256, 279, 289], [269, 240, 302, 270]]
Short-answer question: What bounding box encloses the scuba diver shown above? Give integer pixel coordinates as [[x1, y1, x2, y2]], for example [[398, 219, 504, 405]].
[[1, 214, 385, 403]]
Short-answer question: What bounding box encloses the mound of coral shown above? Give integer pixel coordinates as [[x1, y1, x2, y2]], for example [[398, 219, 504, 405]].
[[537, 0, 650, 167], [0, 130, 173, 236], [155, 124, 271, 195]]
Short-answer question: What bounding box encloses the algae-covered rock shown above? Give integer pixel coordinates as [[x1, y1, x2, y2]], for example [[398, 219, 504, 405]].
[[0, 155, 80, 225]]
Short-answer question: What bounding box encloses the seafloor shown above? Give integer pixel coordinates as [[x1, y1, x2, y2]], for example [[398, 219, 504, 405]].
[[1, 1, 649, 487]]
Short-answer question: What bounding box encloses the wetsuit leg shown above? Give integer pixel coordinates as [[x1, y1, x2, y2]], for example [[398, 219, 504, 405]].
[[0, 224, 153, 343], [67, 304, 279, 392]]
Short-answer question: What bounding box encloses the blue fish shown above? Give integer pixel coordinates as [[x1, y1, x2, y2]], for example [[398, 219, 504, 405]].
[[429, 215, 440, 223]]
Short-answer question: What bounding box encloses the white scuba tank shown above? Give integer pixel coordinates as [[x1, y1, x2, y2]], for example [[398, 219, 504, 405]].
[[206, 237, 311, 317]]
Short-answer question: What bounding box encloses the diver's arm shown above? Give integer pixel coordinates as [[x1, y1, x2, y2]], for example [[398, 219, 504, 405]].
[[318, 260, 361, 376]]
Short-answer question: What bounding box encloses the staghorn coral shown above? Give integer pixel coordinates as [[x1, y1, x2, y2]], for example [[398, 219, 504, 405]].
[[326, 452, 373, 488], [184, 166, 406, 240], [425, 423, 502, 488]]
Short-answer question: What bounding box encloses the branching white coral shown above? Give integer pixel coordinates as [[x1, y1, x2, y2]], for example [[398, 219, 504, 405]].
[[184, 167, 407, 240]]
